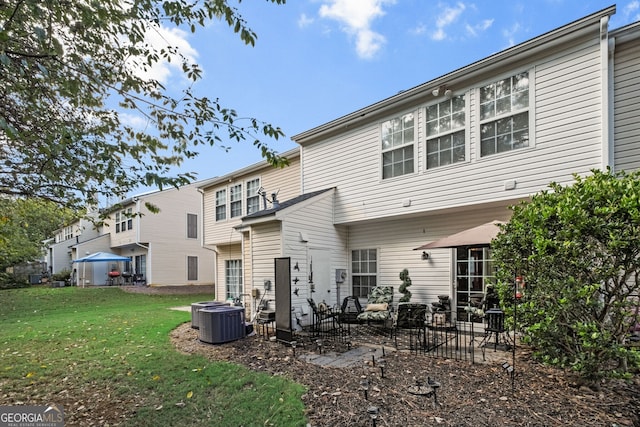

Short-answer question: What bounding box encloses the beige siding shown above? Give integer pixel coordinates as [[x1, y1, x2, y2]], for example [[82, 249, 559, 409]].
[[301, 38, 604, 225], [280, 191, 347, 321], [248, 222, 282, 314], [203, 156, 301, 246], [614, 39, 640, 172], [347, 205, 512, 308]]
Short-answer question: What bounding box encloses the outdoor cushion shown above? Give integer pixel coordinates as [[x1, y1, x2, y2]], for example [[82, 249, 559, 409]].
[[364, 303, 388, 312], [357, 286, 393, 324]]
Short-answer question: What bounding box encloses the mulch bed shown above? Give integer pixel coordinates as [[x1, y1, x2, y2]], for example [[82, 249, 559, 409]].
[[171, 323, 640, 427]]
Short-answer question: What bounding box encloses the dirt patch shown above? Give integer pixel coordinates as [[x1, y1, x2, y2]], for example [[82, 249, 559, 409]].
[[171, 323, 639, 427], [120, 285, 215, 295]]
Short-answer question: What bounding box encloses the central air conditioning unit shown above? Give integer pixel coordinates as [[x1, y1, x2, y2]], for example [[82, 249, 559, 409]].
[[198, 306, 246, 344], [190, 301, 229, 329]]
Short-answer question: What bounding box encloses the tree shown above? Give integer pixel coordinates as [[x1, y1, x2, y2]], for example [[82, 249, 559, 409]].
[[492, 169, 640, 382], [0, 0, 287, 213], [0, 197, 75, 271]]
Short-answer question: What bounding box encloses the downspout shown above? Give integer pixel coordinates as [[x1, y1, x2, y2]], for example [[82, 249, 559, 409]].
[[198, 188, 218, 295], [134, 198, 150, 283], [600, 15, 613, 171]]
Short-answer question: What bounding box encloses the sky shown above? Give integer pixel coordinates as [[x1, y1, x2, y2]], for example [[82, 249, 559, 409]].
[[125, 0, 640, 194]]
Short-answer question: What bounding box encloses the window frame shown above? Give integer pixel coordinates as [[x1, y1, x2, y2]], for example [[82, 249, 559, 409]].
[[476, 69, 535, 159], [115, 207, 133, 234], [230, 184, 243, 218], [246, 178, 261, 215], [351, 248, 378, 299], [215, 189, 227, 222], [187, 213, 197, 239], [225, 259, 243, 300], [187, 256, 198, 281], [380, 111, 416, 180], [424, 94, 469, 170]]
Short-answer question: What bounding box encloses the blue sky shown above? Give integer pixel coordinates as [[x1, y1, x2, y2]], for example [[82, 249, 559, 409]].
[[127, 0, 640, 193]]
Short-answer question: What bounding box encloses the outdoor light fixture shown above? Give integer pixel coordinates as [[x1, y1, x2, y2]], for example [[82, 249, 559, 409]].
[[422, 251, 430, 260], [291, 340, 297, 357], [378, 358, 386, 378], [367, 406, 379, 427], [316, 339, 323, 354], [370, 348, 377, 366], [360, 377, 370, 400], [502, 361, 514, 379], [444, 89, 452, 99]]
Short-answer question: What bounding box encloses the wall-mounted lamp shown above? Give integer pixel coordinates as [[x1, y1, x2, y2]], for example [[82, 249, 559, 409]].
[[444, 89, 452, 99], [421, 251, 430, 261], [432, 85, 449, 97]]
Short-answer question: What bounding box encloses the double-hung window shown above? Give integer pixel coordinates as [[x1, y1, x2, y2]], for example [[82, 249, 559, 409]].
[[351, 249, 377, 298], [246, 178, 261, 215], [426, 95, 466, 169], [381, 112, 415, 179], [230, 184, 242, 218], [225, 259, 243, 300], [215, 189, 226, 221], [479, 72, 530, 156]]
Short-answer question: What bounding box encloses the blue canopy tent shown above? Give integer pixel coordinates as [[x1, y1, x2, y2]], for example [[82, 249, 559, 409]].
[[73, 252, 131, 287]]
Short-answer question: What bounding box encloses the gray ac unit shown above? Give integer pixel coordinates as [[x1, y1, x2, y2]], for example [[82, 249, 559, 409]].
[[191, 301, 228, 329], [198, 306, 246, 344]]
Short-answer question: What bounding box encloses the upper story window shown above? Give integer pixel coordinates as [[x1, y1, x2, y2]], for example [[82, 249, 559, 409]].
[[246, 178, 261, 215], [187, 213, 197, 239], [215, 189, 226, 221], [479, 72, 530, 156], [230, 184, 242, 218], [426, 95, 466, 169], [115, 208, 132, 233], [381, 112, 415, 179], [63, 225, 74, 241]]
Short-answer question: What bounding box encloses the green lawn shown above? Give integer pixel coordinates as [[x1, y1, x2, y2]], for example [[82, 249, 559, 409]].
[[0, 287, 307, 426]]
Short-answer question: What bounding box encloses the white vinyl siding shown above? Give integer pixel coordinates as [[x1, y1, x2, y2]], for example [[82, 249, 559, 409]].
[[613, 39, 640, 172], [301, 38, 603, 225]]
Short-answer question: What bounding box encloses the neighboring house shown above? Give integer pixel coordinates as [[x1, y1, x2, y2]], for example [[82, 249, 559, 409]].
[[199, 148, 301, 309], [46, 207, 102, 276], [204, 6, 639, 332], [63, 182, 215, 287]]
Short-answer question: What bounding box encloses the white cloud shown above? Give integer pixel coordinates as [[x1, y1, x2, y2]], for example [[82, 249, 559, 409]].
[[119, 112, 148, 129], [122, 22, 198, 85], [502, 22, 521, 48], [318, 0, 396, 59], [623, 1, 640, 21], [431, 2, 466, 41], [465, 18, 494, 37], [298, 13, 314, 28], [410, 23, 427, 36]]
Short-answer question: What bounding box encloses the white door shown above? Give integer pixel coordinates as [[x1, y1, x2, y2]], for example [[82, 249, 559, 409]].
[[308, 248, 334, 307]]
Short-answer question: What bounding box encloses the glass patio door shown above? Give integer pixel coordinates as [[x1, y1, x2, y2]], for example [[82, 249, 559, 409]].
[[455, 247, 495, 323]]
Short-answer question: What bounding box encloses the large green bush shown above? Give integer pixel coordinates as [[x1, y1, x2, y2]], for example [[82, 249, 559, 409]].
[[492, 169, 640, 382]]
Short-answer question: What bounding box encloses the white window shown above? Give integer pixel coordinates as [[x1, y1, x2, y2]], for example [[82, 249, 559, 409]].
[[187, 256, 198, 281], [381, 112, 415, 179], [426, 95, 466, 169], [246, 178, 261, 214], [479, 72, 530, 156], [230, 184, 242, 218], [187, 213, 197, 239], [115, 208, 132, 233], [225, 259, 242, 300], [351, 249, 377, 298], [215, 189, 226, 221]]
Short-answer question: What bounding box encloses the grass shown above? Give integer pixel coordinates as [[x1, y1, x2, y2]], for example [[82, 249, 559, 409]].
[[0, 287, 307, 426]]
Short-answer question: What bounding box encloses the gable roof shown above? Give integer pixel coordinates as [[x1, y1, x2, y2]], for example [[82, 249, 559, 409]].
[[240, 188, 334, 222], [292, 5, 616, 146]]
